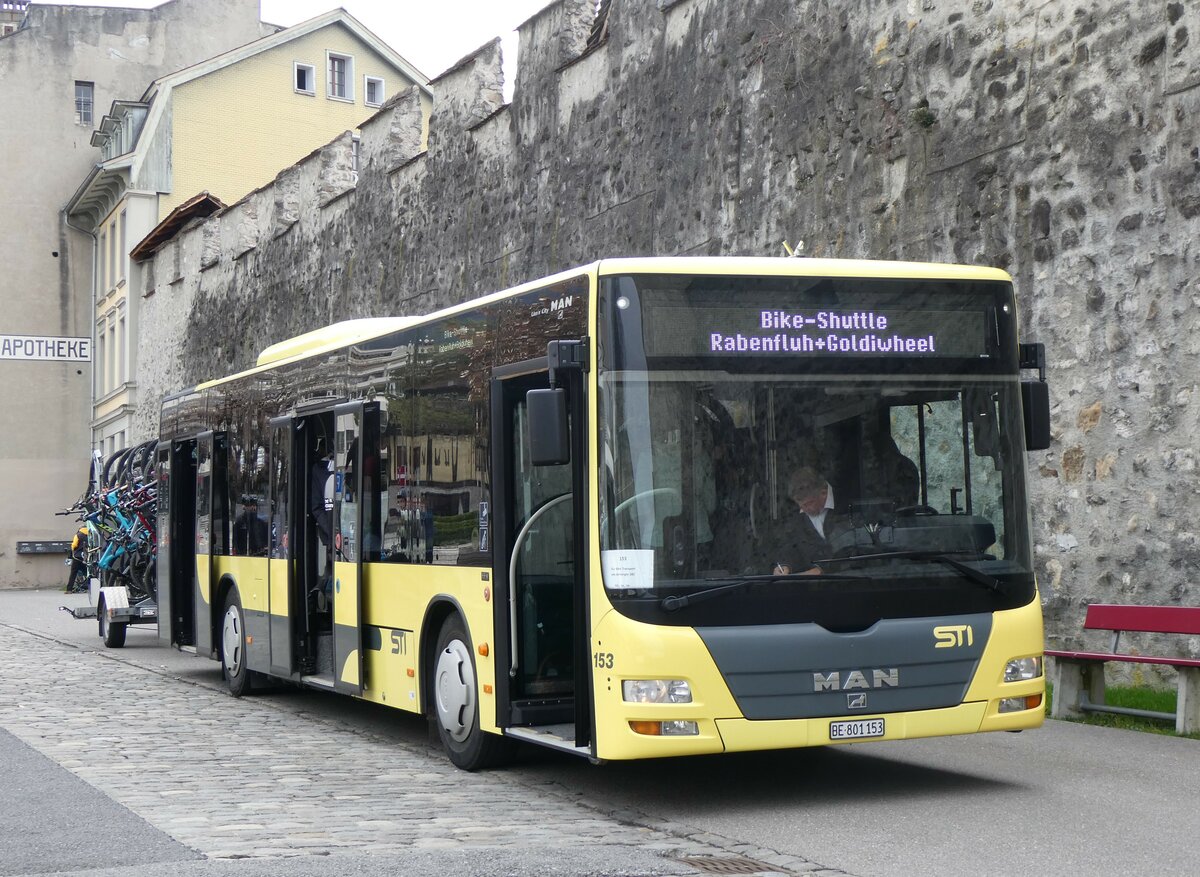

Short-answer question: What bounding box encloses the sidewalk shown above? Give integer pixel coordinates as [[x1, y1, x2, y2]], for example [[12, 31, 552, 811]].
[[0, 589, 833, 875]]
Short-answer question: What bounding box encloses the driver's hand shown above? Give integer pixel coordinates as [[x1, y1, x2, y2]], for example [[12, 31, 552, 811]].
[[773, 563, 822, 576]]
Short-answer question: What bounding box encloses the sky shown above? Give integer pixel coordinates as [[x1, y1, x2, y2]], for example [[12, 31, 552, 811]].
[[43, 1, 557, 92]]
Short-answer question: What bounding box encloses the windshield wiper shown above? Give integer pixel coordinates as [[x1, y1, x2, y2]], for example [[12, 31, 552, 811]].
[[816, 550, 1003, 593], [659, 572, 833, 612]]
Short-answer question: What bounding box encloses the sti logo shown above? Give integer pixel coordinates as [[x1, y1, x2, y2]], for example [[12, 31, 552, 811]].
[[934, 624, 974, 648]]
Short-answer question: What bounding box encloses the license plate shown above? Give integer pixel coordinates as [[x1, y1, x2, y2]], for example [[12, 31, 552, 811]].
[[829, 718, 885, 740]]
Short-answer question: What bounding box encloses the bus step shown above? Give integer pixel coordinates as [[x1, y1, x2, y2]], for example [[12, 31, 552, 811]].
[[300, 674, 335, 691], [505, 724, 590, 757], [315, 632, 334, 674]]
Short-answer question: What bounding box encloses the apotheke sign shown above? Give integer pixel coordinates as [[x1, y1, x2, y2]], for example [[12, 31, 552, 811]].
[[0, 334, 92, 362]]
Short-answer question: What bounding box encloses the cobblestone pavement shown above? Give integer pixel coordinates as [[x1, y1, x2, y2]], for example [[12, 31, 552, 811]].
[[0, 620, 846, 876]]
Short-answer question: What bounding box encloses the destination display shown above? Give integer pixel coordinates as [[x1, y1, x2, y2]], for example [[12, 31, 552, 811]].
[[642, 304, 990, 358]]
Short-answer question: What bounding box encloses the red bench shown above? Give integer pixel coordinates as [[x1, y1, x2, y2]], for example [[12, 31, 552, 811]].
[[1045, 604, 1200, 734]]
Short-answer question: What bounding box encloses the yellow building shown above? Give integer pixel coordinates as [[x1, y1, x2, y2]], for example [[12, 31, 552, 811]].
[[66, 9, 433, 455]]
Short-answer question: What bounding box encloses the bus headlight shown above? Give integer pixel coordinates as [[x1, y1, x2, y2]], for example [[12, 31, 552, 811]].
[[622, 679, 692, 703], [1003, 656, 1043, 683]]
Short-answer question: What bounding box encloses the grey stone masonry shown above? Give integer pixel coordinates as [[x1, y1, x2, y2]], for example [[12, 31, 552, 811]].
[[134, 0, 1200, 660]]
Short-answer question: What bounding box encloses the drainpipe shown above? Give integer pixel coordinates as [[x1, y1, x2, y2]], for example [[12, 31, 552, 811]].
[[64, 210, 98, 458]]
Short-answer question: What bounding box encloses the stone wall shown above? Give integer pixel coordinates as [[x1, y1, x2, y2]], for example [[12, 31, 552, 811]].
[[136, 0, 1200, 655]]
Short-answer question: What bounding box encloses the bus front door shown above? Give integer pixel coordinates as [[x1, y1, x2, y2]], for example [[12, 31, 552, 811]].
[[194, 431, 227, 658], [331, 402, 379, 695], [491, 363, 591, 754]]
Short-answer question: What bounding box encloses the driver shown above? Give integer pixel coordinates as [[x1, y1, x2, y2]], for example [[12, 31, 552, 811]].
[[770, 466, 848, 575]]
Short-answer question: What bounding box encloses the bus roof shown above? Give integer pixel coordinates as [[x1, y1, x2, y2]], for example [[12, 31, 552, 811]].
[[186, 256, 1012, 393], [254, 317, 420, 367], [594, 256, 1013, 283]]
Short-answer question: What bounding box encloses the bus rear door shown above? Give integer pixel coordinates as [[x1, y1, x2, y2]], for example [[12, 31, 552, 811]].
[[267, 416, 295, 676], [194, 431, 227, 657], [156, 440, 195, 648]]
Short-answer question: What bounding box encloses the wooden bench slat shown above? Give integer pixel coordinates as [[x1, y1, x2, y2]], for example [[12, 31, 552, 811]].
[[1083, 604, 1200, 636], [1044, 649, 1200, 668]]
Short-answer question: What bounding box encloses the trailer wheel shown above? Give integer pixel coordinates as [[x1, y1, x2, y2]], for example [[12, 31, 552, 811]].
[[98, 596, 126, 649]]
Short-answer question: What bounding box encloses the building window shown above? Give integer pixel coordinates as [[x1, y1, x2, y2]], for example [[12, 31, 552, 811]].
[[96, 328, 106, 394], [294, 61, 315, 95], [109, 227, 117, 289], [118, 210, 126, 284], [98, 229, 107, 293], [117, 313, 125, 385], [107, 321, 115, 392], [327, 51, 353, 101], [364, 75, 384, 107], [75, 81, 93, 126], [1, 23, 16, 37]]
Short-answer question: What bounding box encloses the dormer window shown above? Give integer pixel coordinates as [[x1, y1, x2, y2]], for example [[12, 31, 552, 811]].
[[294, 62, 315, 96]]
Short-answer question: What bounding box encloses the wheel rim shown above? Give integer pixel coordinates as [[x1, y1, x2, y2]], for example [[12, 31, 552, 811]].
[[434, 638, 475, 743], [222, 605, 244, 677]]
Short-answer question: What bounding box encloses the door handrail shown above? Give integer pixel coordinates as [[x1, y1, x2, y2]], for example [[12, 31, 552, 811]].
[[508, 491, 572, 678]]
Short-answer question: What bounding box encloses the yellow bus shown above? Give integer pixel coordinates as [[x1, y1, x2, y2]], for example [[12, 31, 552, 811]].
[[155, 257, 1049, 770]]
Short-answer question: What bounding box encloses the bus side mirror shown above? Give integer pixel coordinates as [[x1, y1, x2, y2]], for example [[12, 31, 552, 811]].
[[527, 388, 570, 466], [1021, 380, 1050, 451]]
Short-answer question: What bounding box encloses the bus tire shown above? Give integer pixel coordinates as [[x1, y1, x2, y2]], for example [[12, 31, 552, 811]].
[[97, 596, 126, 649], [431, 614, 512, 771], [221, 590, 252, 697]]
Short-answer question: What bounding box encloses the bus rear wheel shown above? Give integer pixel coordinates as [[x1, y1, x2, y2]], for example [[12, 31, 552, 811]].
[[221, 590, 252, 697], [431, 614, 512, 771]]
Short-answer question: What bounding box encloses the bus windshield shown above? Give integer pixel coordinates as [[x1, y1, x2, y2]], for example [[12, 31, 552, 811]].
[[597, 272, 1036, 629]]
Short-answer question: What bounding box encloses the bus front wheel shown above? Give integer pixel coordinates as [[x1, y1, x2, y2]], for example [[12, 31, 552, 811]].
[[431, 614, 512, 771]]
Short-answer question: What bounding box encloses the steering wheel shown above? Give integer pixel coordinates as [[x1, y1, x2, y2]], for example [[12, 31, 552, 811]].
[[897, 504, 939, 516], [610, 487, 680, 548], [613, 487, 680, 520]]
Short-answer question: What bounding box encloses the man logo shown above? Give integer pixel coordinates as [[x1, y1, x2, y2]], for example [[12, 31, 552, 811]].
[[934, 624, 974, 648], [813, 669, 899, 691], [847, 693, 867, 710]]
